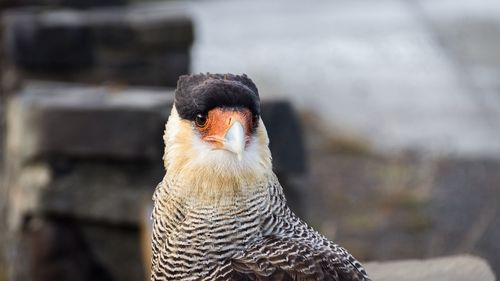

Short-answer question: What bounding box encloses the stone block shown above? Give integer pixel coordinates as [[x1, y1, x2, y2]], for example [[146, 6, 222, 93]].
[[261, 101, 308, 216], [94, 50, 190, 87], [89, 5, 194, 51], [365, 255, 495, 281], [27, 218, 114, 281], [8, 216, 143, 281], [5, 159, 157, 281], [3, 3, 194, 86], [7, 81, 173, 163], [9, 161, 162, 229], [261, 101, 306, 175], [4, 11, 94, 71]]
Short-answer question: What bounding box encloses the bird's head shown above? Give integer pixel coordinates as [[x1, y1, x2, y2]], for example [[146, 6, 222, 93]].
[[162, 74, 272, 202]]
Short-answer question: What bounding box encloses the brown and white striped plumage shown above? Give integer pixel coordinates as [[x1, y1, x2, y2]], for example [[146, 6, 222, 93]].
[[151, 74, 370, 281]]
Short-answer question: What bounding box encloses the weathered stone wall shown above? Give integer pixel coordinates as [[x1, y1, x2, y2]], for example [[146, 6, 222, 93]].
[[5, 83, 172, 281], [0, 2, 194, 279]]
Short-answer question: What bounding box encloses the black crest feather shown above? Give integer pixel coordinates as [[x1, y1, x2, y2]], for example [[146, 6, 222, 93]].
[[174, 73, 260, 123]]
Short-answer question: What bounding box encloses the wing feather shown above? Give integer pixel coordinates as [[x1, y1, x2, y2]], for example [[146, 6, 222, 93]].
[[228, 236, 361, 281]]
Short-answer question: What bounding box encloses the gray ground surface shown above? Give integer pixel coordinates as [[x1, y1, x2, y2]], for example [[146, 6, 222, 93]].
[[183, 0, 500, 157], [365, 255, 495, 281]]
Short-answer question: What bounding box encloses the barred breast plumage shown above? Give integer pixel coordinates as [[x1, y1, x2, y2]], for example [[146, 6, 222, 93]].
[[151, 73, 370, 281], [152, 173, 369, 281]]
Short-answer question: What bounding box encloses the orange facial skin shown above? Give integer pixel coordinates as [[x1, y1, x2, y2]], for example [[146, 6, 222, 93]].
[[195, 108, 253, 149]]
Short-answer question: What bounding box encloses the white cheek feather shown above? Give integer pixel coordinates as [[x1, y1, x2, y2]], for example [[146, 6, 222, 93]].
[[162, 106, 272, 203], [188, 132, 266, 177]]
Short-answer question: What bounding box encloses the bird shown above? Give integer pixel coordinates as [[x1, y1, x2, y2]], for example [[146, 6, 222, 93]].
[[151, 73, 371, 281]]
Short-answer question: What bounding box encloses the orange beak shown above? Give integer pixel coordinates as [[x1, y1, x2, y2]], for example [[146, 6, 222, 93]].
[[197, 108, 253, 160]]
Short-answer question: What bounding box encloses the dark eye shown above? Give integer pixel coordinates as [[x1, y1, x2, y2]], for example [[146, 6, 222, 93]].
[[195, 113, 207, 127]]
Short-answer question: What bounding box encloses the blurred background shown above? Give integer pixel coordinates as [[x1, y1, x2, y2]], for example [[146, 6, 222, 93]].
[[1, 0, 499, 280]]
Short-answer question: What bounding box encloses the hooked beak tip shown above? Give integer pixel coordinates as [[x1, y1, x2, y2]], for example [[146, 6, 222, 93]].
[[223, 121, 245, 160]]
